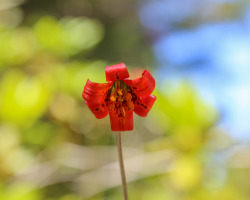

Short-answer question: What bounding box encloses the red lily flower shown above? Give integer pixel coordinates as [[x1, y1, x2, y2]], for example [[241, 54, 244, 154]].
[[82, 63, 156, 131]]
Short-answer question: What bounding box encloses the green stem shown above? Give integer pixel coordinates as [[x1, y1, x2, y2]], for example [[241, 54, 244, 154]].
[[116, 132, 128, 200]]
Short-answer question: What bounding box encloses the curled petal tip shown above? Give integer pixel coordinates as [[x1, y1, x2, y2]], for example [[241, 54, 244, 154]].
[[82, 80, 112, 119], [123, 69, 155, 97], [134, 95, 156, 117], [105, 63, 130, 81]]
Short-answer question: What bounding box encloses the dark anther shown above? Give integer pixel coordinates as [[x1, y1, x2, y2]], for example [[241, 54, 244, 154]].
[[95, 108, 99, 111]]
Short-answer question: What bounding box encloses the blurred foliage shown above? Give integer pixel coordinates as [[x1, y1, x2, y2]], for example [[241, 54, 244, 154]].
[[0, 0, 249, 200]]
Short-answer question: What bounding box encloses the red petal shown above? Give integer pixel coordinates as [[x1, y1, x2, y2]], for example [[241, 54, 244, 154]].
[[123, 70, 155, 97], [105, 63, 130, 82], [134, 95, 156, 117], [109, 110, 133, 131], [82, 79, 112, 119], [85, 101, 109, 119]]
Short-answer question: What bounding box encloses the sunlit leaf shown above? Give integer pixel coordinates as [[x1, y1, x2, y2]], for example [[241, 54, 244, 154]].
[[33, 16, 104, 56], [0, 70, 51, 126], [1, 183, 42, 200], [169, 156, 202, 190], [0, 28, 36, 68]]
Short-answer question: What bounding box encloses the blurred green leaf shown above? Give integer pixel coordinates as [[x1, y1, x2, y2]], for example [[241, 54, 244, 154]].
[[0, 28, 36, 68], [169, 156, 202, 190], [154, 81, 217, 131], [0, 183, 42, 200], [33, 16, 104, 56], [0, 70, 51, 126]]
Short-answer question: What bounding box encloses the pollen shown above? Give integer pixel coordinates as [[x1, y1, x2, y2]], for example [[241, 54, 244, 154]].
[[117, 89, 123, 96], [110, 94, 116, 101], [125, 92, 132, 101]]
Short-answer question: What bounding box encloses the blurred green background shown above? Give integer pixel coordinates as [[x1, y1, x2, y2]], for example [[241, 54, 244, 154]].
[[0, 0, 249, 200]]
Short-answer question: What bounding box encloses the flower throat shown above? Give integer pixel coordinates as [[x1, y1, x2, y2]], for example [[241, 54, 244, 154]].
[[106, 80, 136, 117]]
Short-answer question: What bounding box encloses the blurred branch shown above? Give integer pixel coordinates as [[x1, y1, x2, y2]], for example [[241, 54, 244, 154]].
[[0, 0, 24, 11], [74, 148, 174, 198], [12, 143, 175, 198]]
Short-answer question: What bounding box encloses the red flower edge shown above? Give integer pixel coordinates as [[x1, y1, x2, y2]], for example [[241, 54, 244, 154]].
[[82, 63, 156, 131]]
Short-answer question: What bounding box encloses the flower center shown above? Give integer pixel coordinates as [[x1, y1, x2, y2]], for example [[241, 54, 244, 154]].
[[107, 80, 135, 117]]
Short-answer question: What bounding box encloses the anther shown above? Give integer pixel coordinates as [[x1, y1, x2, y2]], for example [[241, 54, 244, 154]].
[[117, 89, 123, 96], [127, 101, 134, 110], [125, 92, 132, 101], [118, 96, 123, 102], [110, 94, 116, 101], [120, 106, 126, 117], [109, 103, 115, 112]]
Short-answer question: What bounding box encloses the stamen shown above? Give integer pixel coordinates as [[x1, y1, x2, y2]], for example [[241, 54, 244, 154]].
[[127, 101, 134, 110], [118, 96, 123, 102], [120, 106, 126, 117], [114, 81, 118, 90], [109, 103, 115, 112], [125, 92, 132, 101], [108, 80, 135, 117], [117, 89, 123, 96], [110, 93, 116, 101]]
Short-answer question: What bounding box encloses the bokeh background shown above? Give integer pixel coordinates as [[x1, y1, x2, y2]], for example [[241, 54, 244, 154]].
[[0, 0, 250, 199]]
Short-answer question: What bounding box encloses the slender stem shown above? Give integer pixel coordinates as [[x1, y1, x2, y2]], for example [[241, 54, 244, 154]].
[[116, 132, 128, 200]]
